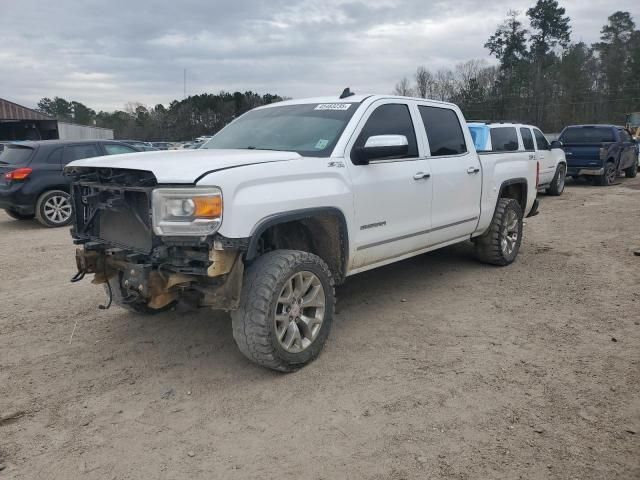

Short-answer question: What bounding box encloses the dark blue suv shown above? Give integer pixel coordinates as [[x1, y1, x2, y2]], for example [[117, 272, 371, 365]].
[[0, 140, 140, 227], [559, 125, 638, 186]]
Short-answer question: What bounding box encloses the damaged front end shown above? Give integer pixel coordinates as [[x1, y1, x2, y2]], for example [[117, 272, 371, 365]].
[[67, 167, 246, 311]]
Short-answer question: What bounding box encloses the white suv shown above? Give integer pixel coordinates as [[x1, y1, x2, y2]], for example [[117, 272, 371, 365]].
[[468, 122, 567, 196]]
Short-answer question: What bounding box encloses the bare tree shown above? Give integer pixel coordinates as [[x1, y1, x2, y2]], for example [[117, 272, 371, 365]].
[[433, 69, 455, 101], [393, 77, 414, 96], [415, 66, 434, 98], [124, 102, 146, 117], [455, 59, 488, 92]]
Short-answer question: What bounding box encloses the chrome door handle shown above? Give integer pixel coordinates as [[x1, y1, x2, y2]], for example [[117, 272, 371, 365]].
[[413, 172, 430, 180], [467, 167, 480, 174]]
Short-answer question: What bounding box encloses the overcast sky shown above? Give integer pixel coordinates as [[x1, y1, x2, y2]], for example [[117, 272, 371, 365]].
[[1, 0, 636, 111]]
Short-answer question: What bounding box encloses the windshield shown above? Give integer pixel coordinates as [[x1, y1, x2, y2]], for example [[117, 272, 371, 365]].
[[0, 145, 35, 165], [560, 127, 615, 144], [202, 103, 359, 157]]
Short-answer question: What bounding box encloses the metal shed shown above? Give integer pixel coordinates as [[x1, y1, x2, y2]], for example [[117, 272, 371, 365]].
[[0, 98, 113, 141], [0, 97, 58, 140]]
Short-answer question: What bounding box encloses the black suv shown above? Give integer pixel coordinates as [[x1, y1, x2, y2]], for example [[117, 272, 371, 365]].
[[0, 140, 140, 227]]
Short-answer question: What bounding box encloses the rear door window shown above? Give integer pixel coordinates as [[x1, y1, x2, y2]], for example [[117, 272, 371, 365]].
[[63, 144, 101, 163], [533, 129, 550, 150], [0, 145, 35, 165], [520, 128, 535, 151], [419, 106, 467, 156], [103, 143, 137, 155], [490, 127, 519, 151]]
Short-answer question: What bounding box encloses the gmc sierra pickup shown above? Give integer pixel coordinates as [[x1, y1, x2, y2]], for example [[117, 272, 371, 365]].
[[65, 93, 537, 371]]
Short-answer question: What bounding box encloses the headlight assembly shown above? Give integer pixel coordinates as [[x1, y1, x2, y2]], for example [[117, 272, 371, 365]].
[[152, 187, 222, 236]]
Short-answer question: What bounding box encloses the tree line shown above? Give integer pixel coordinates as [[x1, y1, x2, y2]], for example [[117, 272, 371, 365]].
[[393, 1, 640, 132], [36, 92, 284, 141]]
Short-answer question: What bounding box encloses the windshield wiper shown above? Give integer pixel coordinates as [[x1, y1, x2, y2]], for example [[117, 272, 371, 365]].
[[244, 146, 283, 152]]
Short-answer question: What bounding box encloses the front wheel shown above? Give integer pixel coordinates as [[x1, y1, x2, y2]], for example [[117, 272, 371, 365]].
[[546, 164, 566, 196], [624, 162, 638, 178], [231, 250, 335, 372], [474, 198, 523, 266]]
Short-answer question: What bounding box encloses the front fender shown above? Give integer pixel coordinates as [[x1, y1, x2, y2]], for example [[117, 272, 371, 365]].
[[196, 158, 355, 242]]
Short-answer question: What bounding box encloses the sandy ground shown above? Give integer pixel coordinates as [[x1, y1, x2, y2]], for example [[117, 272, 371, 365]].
[[0, 177, 639, 480]]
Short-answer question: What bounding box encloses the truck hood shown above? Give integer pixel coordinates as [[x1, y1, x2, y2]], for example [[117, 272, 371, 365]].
[[66, 148, 302, 183]]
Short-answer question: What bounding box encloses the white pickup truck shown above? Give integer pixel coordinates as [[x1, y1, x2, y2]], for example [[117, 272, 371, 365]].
[[66, 93, 538, 371]]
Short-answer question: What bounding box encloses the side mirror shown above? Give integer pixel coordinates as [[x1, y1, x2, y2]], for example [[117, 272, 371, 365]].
[[550, 140, 563, 150], [352, 135, 409, 164]]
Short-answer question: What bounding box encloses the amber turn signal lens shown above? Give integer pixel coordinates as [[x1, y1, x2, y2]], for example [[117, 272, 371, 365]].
[[193, 196, 222, 218]]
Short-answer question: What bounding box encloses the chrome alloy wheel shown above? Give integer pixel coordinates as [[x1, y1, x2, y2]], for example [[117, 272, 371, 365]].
[[43, 194, 72, 224], [557, 165, 566, 191], [274, 271, 326, 353], [501, 209, 519, 256]]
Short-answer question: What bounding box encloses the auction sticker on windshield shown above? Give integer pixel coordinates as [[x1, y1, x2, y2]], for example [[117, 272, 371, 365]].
[[315, 104, 351, 111], [315, 139, 329, 149]]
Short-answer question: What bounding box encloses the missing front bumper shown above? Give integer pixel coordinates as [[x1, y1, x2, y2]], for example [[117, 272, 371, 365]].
[[74, 246, 244, 311]]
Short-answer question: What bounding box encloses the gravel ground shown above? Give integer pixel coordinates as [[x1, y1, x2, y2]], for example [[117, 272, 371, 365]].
[[0, 177, 639, 479]]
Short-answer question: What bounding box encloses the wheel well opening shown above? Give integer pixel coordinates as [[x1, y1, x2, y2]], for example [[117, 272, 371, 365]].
[[500, 182, 526, 210], [40, 186, 70, 196], [253, 214, 347, 283]]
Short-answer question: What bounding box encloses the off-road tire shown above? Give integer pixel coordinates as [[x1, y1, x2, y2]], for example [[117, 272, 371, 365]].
[[231, 250, 335, 372], [624, 161, 638, 178], [594, 162, 616, 186], [546, 164, 566, 196], [474, 198, 523, 266], [35, 190, 73, 227], [5, 209, 35, 220], [104, 273, 174, 314]]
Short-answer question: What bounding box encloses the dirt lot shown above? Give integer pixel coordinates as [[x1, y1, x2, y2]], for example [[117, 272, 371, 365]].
[[1, 178, 639, 480]]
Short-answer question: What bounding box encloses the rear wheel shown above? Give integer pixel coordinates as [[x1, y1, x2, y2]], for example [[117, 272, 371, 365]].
[[231, 250, 335, 372], [5, 209, 35, 220], [474, 198, 523, 266], [35, 190, 73, 227], [546, 164, 566, 196], [624, 162, 638, 178], [594, 162, 616, 186]]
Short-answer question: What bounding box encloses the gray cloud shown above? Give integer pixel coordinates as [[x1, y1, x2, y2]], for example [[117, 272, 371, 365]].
[[0, 0, 635, 111]]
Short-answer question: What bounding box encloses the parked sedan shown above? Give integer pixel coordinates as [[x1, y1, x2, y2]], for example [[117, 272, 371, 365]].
[[119, 140, 158, 151], [150, 142, 173, 150], [0, 140, 141, 227]]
